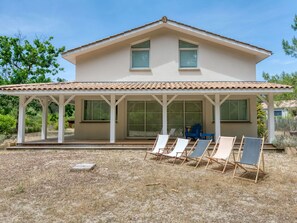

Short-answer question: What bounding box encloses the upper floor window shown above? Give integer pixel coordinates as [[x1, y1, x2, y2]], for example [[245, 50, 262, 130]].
[[131, 40, 150, 69], [179, 40, 198, 68]]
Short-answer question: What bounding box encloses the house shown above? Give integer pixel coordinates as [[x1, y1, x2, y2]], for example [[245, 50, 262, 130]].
[[262, 100, 297, 118], [0, 16, 292, 144]]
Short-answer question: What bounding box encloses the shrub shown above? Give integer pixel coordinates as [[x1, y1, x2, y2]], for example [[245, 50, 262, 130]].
[[257, 102, 268, 138], [0, 114, 16, 135], [272, 135, 297, 150]]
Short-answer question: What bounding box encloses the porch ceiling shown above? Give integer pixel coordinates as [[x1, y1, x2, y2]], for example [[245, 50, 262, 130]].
[[0, 81, 292, 96]]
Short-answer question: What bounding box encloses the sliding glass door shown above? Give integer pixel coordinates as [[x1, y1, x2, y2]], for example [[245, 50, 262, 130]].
[[127, 100, 203, 137]]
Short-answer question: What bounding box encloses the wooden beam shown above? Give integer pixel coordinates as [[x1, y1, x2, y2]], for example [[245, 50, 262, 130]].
[[49, 95, 59, 105], [220, 95, 230, 106], [64, 95, 75, 106], [100, 95, 111, 106], [115, 95, 125, 106], [152, 95, 163, 106], [167, 95, 178, 106], [204, 95, 215, 106]]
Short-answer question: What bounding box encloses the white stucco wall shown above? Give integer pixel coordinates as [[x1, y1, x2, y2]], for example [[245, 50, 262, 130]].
[[75, 29, 257, 82]]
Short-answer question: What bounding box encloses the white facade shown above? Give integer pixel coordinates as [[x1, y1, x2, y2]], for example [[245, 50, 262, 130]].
[[76, 30, 257, 82]]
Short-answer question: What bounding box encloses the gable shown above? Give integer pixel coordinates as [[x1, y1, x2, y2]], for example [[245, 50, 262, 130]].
[[62, 16, 271, 64]]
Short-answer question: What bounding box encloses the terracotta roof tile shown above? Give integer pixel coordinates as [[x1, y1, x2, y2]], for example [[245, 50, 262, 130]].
[[0, 81, 292, 93]]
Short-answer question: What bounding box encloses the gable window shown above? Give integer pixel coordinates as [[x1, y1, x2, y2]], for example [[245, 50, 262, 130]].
[[131, 40, 150, 69], [213, 99, 249, 122], [179, 40, 198, 68], [83, 100, 116, 122]]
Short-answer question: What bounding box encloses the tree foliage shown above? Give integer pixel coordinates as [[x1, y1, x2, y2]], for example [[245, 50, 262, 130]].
[[263, 71, 297, 100], [282, 15, 297, 58], [0, 35, 66, 135], [257, 102, 267, 138], [0, 35, 65, 84]]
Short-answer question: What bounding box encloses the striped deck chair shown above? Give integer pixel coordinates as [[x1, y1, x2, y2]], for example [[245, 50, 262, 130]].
[[159, 138, 190, 165], [144, 134, 169, 160], [233, 136, 265, 183], [181, 139, 212, 167], [206, 136, 236, 173]]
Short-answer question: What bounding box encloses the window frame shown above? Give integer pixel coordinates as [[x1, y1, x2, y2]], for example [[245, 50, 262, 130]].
[[82, 99, 118, 123], [126, 99, 203, 137], [212, 99, 250, 123], [178, 39, 199, 69], [130, 39, 150, 70]]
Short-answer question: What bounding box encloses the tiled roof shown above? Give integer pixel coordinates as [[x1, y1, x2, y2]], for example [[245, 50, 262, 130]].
[[62, 16, 272, 57], [0, 81, 292, 92]]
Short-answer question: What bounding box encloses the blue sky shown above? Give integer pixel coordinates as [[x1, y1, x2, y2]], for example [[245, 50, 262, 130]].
[[0, 0, 296, 81]]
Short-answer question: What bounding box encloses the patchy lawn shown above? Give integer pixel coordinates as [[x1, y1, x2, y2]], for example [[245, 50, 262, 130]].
[[0, 150, 296, 223]]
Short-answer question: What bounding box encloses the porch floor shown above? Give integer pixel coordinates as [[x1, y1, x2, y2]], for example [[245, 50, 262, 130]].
[[8, 135, 277, 151]]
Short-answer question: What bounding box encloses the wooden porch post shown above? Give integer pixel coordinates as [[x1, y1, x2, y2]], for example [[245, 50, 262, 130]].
[[267, 93, 275, 143], [214, 94, 221, 141], [162, 94, 167, 135], [110, 95, 116, 143], [17, 95, 26, 144], [58, 95, 65, 143], [41, 99, 48, 140]]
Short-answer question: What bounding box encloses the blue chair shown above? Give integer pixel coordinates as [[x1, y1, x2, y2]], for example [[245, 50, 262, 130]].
[[185, 124, 202, 140]]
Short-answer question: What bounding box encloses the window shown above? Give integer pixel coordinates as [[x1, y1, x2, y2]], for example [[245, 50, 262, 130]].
[[168, 101, 203, 135], [179, 40, 198, 68], [83, 100, 110, 121], [131, 40, 150, 68], [127, 100, 203, 137], [127, 101, 162, 137], [214, 100, 249, 122], [274, 110, 282, 117]]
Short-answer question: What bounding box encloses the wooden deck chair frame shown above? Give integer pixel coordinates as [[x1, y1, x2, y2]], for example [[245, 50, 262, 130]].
[[144, 134, 170, 160], [233, 136, 265, 183], [181, 139, 212, 167], [159, 138, 190, 165], [205, 136, 237, 173]]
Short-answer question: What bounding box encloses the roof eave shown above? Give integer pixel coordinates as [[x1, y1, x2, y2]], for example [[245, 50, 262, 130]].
[[62, 17, 272, 64], [0, 88, 292, 97]]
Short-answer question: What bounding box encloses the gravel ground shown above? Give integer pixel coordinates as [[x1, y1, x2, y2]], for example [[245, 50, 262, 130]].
[[0, 150, 296, 223]]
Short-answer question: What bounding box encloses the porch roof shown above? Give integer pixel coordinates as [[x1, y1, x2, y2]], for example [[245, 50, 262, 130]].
[[0, 81, 292, 96]]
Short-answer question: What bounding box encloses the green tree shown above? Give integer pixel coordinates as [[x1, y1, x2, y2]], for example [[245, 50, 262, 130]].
[[0, 35, 65, 84], [263, 71, 297, 100], [282, 15, 297, 58]]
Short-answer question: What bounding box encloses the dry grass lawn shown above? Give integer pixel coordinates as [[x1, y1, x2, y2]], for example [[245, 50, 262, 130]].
[[0, 150, 296, 223]]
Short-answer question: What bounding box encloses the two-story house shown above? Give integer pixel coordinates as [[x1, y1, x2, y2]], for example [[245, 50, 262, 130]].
[[0, 17, 292, 144]]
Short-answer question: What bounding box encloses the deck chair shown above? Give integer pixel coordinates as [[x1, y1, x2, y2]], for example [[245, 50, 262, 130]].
[[181, 139, 212, 167], [159, 138, 190, 165], [205, 136, 236, 173], [233, 136, 265, 183], [168, 128, 176, 136], [144, 134, 170, 160]]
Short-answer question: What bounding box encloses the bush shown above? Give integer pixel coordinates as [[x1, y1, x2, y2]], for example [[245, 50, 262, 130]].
[[0, 114, 16, 135], [272, 135, 297, 150], [257, 102, 268, 138]]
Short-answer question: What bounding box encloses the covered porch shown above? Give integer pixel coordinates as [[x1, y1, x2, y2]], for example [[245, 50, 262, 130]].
[[0, 81, 292, 145]]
